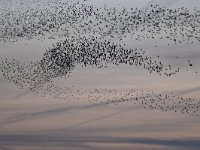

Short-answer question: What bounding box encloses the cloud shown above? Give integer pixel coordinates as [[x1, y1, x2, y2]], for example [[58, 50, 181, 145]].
[[51, 105, 143, 132], [0, 134, 199, 150], [175, 87, 200, 96], [0, 146, 12, 150], [0, 95, 146, 127], [11, 91, 30, 100], [60, 121, 187, 135], [0, 106, 73, 127], [1, 87, 199, 128]]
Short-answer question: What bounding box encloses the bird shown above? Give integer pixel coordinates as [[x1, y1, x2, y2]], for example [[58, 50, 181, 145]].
[[0, 0, 200, 117]]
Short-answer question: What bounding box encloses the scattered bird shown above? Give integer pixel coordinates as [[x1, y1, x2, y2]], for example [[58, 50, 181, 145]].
[[0, 0, 200, 117]]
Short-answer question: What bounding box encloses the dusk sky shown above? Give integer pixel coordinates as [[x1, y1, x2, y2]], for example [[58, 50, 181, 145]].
[[0, 0, 200, 150]]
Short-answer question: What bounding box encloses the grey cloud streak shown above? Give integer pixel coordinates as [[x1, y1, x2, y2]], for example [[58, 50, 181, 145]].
[[0, 134, 200, 150], [0, 102, 142, 128], [175, 87, 200, 96], [2, 86, 200, 128]]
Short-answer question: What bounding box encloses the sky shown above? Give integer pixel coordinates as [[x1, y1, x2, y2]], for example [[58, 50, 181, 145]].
[[0, 0, 200, 150]]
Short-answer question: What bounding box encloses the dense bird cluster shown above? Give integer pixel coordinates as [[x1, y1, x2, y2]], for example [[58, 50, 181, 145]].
[[41, 36, 180, 77], [0, 0, 90, 44], [0, 0, 200, 45], [1, 34, 181, 94], [1, 56, 200, 117], [0, 0, 200, 117]]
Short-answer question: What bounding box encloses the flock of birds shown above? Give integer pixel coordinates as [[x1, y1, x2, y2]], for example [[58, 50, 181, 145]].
[[27, 83, 200, 117], [0, 0, 200, 45], [0, 0, 200, 117]]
